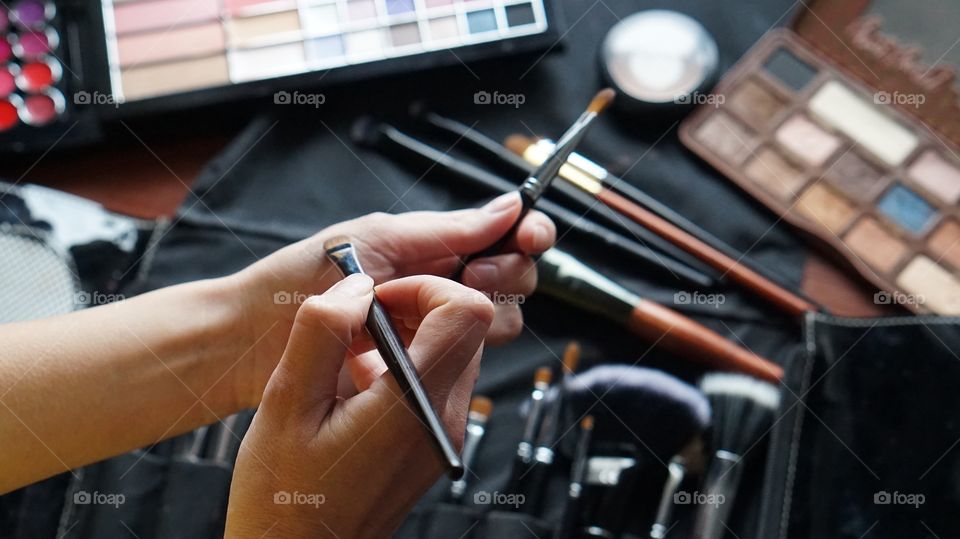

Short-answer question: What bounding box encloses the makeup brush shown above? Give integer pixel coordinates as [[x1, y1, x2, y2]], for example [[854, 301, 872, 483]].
[[324, 236, 464, 479], [349, 119, 714, 288], [516, 367, 553, 464], [562, 365, 712, 537], [692, 373, 782, 539], [458, 88, 616, 269], [649, 437, 707, 539], [450, 396, 493, 502], [559, 415, 595, 539], [409, 110, 721, 282], [507, 134, 818, 318], [521, 342, 582, 513], [538, 248, 784, 382]]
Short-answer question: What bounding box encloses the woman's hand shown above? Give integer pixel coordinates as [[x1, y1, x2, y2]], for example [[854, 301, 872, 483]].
[[228, 193, 555, 408], [225, 273, 493, 538]]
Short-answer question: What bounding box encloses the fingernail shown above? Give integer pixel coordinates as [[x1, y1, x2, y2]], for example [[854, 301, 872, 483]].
[[485, 192, 518, 214], [334, 274, 373, 297], [466, 262, 498, 287], [533, 224, 551, 251]]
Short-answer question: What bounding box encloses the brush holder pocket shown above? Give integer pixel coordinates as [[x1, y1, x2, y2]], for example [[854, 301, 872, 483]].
[[57, 450, 234, 539], [758, 313, 960, 539]]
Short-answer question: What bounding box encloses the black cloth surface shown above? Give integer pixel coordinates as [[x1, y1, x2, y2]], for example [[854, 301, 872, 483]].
[[4, 0, 811, 537]]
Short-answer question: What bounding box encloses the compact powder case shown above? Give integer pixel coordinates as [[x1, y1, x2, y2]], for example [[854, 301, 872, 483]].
[[600, 10, 718, 117]]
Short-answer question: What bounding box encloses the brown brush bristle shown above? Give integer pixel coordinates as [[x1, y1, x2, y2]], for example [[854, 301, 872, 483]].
[[504, 134, 535, 156], [587, 88, 616, 114], [469, 396, 493, 421], [534, 366, 553, 387], [581, 415, 595, 431], [323, 235, 353, 252], [562, 342, 581, 375]]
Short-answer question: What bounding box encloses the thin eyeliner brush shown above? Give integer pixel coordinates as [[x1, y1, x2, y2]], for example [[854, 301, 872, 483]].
[[410, 108, 720, 280], [325, 237, 464, 479], [350, 119, 714, 288], [457, 88, 616, 272]]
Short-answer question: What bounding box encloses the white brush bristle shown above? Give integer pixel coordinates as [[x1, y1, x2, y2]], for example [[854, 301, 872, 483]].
[[700, 373, 782, 456], [700, 373, 781, 410]]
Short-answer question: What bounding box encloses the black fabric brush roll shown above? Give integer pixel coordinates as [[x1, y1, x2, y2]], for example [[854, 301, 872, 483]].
[[759, 314, 960, 539]]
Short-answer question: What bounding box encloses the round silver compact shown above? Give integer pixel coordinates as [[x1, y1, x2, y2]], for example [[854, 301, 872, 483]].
[[600, 10, 719, 116]]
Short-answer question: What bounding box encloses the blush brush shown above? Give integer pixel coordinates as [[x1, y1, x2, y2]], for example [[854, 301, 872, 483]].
[[324, 236, 464, 479], [458, 88, 615, 272]]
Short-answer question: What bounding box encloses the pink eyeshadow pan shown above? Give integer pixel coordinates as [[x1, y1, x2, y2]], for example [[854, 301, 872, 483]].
[[117, 23, 225, 67], [844, 217, 908, 274], [929, 219, 960, 270], [113, 0, 221, 35], [775, 115, 841, 167], [908, 150, 960, 204]]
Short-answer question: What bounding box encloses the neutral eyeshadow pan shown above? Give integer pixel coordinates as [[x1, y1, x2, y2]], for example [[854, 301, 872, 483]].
[[694, 112, 754, 165], [796, 183, 856, 234], [121, 55, 230, 101], [116, 22, 225, 67], [896, 255, 960, 315], [775, 114, 841, 166], [908, 150, 960, 204], [929, 219, 960, 270], [727, 79, 785, 128], [828, 151, 883, 201], [744, 147, 806, 201], [844, 217, 908, 273]]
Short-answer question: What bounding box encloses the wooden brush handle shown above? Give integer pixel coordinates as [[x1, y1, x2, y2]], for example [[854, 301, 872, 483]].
[[628, 299, 783, 383], [596, 189, 816, 317]]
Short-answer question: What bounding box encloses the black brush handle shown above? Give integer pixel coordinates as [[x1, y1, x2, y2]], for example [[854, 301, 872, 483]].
[[365, 298, 464, 479], [454, 189, 535, 280]]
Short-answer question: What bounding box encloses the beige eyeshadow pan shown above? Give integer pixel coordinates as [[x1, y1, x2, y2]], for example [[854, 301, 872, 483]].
[[843, 217, 907, 273], [796, 183, 856, 234], [726, 79, 786, 128], [775, 114, 841, 167], [693, 112, 755, 165], [744, 147, 806, 201], [896, 255, 960, 315], [929, 219, 960, 270]]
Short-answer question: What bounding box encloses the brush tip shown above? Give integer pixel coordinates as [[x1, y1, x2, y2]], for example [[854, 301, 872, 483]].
[[581, 415, 594, 431], [504, 134, 534, 156], [349, 116, 383, 147], [469, 395, 493, 420], [562, 342, 581, 374], [534, 366, 553, 387], [323, 235, 353, 252], [587, 88, 617, 114]]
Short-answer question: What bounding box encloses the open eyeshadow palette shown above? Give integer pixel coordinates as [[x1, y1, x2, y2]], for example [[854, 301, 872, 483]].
[[681, 1, 960, 315], [0, 0, 558, 152]]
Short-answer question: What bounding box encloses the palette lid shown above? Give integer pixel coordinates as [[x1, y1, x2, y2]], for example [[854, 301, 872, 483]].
[[790, 0, 960, 148]]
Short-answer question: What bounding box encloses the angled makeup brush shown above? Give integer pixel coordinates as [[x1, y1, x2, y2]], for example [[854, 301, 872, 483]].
[[562, 365, 712, 537], [537, 248, 784, 382], [693, 373, 782, 539], [450, 395, 493, 502], [349, 119, 714, 288], [458, 89, 615, 271], [508, 134, 819, 318], [324, 236, 463, 479]]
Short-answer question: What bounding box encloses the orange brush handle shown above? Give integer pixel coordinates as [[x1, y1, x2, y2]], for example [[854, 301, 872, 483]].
[[596, 189, 816, 318], [627, 299, 784, 383]]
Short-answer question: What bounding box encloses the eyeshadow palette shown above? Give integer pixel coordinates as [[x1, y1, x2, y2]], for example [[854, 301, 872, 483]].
[[100, 0, 550, 103], [681, 31, 960, 315]]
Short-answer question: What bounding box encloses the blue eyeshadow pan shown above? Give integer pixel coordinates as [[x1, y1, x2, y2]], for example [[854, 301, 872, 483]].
[[877, 184, 937, 234], [467, 9, 498, 34]]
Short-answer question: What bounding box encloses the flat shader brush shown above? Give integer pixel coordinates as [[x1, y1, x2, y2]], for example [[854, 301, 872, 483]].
[[457, 89, 616, 273], [349, 119, 714, 288], [324, 236, 464, 479], [507, 135, 820, 318]]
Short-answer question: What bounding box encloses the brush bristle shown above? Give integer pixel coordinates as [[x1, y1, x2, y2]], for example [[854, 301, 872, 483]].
[[562, 342, 581, 375], [587, 88, 616, 114], [700, 373, 781, 456], [564, 365, 711, 459], [534, 366, 553, 387], [323, 235, 353, 252], [504, 134, 535, 156], [581, 415, 595, 431], [349, 116, 383, 147], [469, 396, 493, 421]]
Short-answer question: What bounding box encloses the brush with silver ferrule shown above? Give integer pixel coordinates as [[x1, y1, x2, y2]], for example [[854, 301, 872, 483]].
[[449, 396, 493, 502], [324, 236, 464, 479], [458, 89, 615, 272]]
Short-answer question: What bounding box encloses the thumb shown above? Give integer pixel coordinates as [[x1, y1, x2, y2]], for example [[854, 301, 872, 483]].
[[261, 274, 373, 422]]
